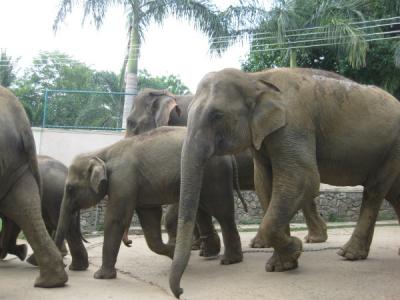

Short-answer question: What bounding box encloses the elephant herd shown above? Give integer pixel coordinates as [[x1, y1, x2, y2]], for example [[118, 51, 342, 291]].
[[0, 67, 400, 299]]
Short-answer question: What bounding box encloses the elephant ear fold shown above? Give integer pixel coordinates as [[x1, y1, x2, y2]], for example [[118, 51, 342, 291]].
[[154, 95, 181, 127], [89, 157, 107, 194], [251, 80, 286, 150]]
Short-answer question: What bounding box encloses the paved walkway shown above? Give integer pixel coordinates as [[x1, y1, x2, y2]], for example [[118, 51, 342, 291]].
[[1, 223, 400, 300]]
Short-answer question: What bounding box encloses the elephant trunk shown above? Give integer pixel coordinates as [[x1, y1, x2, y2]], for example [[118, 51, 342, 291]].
[[169, 137, 211, 298], [55, 195, 73, 250]]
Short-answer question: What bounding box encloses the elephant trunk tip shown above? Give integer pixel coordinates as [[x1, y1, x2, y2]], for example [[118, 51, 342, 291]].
[[169, 279, 183, 299]]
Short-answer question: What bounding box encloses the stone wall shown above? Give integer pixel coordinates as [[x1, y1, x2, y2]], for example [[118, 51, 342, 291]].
[[80, 188, 396, 233]]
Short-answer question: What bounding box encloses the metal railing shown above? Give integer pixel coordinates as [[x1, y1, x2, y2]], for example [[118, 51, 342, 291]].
[[42, 89, 136, 131]]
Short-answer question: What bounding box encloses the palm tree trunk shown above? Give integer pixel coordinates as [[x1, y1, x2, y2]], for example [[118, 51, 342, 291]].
[[122, 2, 140, 129]]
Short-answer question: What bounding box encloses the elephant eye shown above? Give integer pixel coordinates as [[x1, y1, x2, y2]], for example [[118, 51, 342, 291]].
[[209, 109, 224, 122], [66, 184, 76, 196]]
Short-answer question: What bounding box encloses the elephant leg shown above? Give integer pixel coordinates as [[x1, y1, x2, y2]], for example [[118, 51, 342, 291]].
[[164, 204, 202, 250], [28, 231, 67, 267], [196, 208, 220, 257], [338, 152, 400, 261], [0, 218, 27, 261], [302, 199, 328, 243], [137, 207, 174, 258], [249, 160, 273, 248], [212, 210, 242, 265], [257, 155, 320, 272], [192, 226, 202, 250], [164, 204, 178, 246], [0, 172, 67, 287], [337, 188, 385, 260], [94, 198, 132, 280], [66, 213, 89, 271], [386, 179, 400, 255]]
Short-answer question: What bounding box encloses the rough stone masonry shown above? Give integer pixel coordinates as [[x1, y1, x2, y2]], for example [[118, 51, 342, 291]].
[[80, 187, 396, 233]]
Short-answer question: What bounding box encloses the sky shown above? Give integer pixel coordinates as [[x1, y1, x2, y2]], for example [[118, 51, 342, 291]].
[[0, 0, 271, 92]]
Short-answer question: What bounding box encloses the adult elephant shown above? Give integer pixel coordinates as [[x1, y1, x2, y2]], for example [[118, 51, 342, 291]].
[[169, 68, 400, 298], [54, 127, 244, 279], [0, 87, 67, 287], [0, 155, 89, 271], [126, 88, 328, 245]]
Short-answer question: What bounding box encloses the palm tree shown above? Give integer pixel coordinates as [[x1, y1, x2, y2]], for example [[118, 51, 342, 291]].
[[249, 0, 370, 68], [53, 0, 262, 128]]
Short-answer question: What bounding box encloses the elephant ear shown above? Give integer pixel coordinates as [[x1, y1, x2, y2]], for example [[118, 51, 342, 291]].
[[251, 79, 287, 150], [88, 157, 107, 194], [153, 93, 181, 127]]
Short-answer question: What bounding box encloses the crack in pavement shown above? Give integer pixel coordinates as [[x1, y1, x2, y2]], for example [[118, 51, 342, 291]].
[[86, 242, 172, 298], [88, 260, 173, 298]]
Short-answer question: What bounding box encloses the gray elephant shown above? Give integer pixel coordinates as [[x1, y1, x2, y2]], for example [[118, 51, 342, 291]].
[[169, 68, 400, 298], [0, 86, 67, 287], [55, 126, 244, 280], [126, 88, 328, 245], [0, 155, 89, 271], [125, 89, 245, 251]]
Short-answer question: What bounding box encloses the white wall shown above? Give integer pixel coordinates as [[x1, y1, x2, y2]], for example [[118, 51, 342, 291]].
[[31, 127, 362, 191], [32, 127, 124, 166]]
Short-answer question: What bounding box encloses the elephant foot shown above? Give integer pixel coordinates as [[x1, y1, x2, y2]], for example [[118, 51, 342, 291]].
[[191, 238, 201, 250], [94, 266, 117, 279], [220, 251, 243, 265], [34, 267, 68, 288], [27, 254, 38, 266], [265, 237, 302, 272], [337, 237, 369, 260], [304, 229, 328, 244], [14, 244, 28, 261], [199, 232, 221, 257], [249, 233, 270, 248], [69, 259, 89, 271]]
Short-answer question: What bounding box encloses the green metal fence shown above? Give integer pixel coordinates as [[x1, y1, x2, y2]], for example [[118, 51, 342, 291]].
[[42, 89, 136, 130]]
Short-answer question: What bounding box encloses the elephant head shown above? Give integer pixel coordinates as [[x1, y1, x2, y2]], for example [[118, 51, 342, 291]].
[[126, 88, 181, 137], [54, 156, 107, 249], [169, 68, 286, 298]]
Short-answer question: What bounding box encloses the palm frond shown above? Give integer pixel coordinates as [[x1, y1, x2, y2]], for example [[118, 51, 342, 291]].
[[53, 0, 124, 31], [323, 18, 368, 68]]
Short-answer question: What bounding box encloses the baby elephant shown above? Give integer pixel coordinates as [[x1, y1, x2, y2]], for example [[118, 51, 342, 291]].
[[54, 126, 243, 280], [0, 156, 88, 271]]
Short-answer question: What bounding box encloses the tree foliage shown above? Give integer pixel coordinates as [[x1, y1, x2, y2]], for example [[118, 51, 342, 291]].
[[10, 51, 191, 128], [138, 69, 190, 95], [0, 50, 18, 88], [241, 0, 400, 98]]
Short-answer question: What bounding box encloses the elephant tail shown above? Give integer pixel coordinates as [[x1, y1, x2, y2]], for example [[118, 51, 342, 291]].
[[231, 156, 248, 213]]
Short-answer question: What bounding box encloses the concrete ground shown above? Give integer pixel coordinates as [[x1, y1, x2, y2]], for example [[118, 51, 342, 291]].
[[1, 223, 400, 300]]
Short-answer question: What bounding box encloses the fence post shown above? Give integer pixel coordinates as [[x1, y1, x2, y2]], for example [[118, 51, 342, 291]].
[[42, 89, 48, 128]]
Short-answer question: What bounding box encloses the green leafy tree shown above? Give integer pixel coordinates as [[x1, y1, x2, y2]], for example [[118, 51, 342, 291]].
[[13, 51, 123, 128], [244, 0, 369, 68], [138, 69, 190, 94], [53, 0, 262, 127], [0, 49, 18, 88], [241, 0, 400, 98]]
